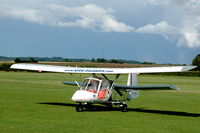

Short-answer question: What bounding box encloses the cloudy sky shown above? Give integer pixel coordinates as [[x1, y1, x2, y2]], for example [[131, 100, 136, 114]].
[[0, 0, 200, 64]]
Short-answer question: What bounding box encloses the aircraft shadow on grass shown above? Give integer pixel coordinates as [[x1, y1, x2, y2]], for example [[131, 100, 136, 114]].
[[38, 102, 200, 117]]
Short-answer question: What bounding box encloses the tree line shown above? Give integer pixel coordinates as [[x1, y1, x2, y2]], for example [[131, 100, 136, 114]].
[[192, 54, 200, 71]]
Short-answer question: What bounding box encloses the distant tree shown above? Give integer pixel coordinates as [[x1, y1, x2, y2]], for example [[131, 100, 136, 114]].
[[97, 58, 106, 63], [64, 59, 72, 62], [142, 61, 156, 64], [15, 58, 21, 63], [91, 58, 95, 62], [101, 58, 106, 62], [110, 59, 118, 63], [192, 54, 200, 71], [15, 57, 38, 63], [29, 57, 37, 63]]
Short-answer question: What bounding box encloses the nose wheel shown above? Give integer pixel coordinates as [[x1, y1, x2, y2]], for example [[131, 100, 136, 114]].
[[75, 103, 83, 112]]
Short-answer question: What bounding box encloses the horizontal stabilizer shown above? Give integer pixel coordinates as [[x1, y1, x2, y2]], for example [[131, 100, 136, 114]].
[[63, 81, 79, 86], [10, 63, 196, 74], [114, 85, 179, 90]]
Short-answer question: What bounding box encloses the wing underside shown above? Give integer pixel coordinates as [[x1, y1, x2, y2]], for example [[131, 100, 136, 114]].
[[10, 63, 196, 74]]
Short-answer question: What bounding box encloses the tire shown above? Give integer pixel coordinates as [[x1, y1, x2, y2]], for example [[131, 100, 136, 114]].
[[76, 103, 83, 112], [121, 104, 127, 112]]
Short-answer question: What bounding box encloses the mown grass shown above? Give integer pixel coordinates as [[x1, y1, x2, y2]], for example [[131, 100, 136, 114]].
[[0, 72, 199, 133]]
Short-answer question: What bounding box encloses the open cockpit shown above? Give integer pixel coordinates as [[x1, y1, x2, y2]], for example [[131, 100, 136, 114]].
[[80, 76, 111, 100], [72, 76, 112, 102]]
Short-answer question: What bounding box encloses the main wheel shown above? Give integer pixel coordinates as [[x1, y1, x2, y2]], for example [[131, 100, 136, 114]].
[[75, 103, 83, 112], [121, 104, 128, 112]]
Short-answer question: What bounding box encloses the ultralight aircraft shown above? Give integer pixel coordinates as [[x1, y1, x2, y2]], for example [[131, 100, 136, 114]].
[[11, 63, 195, 112]]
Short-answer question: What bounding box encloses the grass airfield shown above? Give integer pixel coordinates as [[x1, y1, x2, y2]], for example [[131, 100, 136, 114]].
[[0, 71, 200, 133]]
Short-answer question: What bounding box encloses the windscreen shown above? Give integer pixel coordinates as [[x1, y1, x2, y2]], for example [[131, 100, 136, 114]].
[[80, 79, 100, 93]]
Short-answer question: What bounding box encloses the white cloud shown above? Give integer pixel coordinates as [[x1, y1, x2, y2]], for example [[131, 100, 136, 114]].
[[137, 21, 177, 34], [147, 0, 170, 5], [0, 0, 200, 48], [178, 29, 200, 48], [8, 8, 45, 24], [145, 0, 200, 48], [0, 3, 133, 32], [47, 4, 134, 32], [176, 0, 200, 48]]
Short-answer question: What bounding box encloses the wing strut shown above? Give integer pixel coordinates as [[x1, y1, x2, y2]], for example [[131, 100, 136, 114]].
[[102, 74, 123, 97], [112, 74, 123, 96], [115, 74, 120, 81], [70, 74, 80, 87], [102, 74, 120, 84], [102, 74, 110, 82]]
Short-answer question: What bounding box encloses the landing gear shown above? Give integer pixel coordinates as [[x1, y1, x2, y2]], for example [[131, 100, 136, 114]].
[[75, 103, 83, 112], [75, 102, 128, 112], [112, 102, 128, 112], [120, 103, 128, 112]]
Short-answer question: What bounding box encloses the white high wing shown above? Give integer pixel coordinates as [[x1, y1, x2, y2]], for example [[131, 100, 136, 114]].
[[11, 63, 196, 112]]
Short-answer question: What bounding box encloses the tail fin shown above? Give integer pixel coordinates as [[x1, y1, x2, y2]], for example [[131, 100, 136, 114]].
[[127, 73, 138, 86], [127, 73, 139, 100]]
